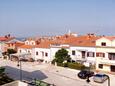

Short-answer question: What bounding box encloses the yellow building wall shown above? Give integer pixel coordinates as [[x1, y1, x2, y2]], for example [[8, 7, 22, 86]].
[[96, 47, 115, 53], [96, 58, 110, 72], [96, 38, 111, 46], [103, 65, 110, 72], [96, 47, 115, 72], [112, 40, 115, 46]]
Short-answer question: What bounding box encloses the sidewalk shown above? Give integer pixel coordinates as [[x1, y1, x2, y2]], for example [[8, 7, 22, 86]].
[[1, 59, 114, 86], [46, 65, 80, 80], [44, 65, 112, 86]]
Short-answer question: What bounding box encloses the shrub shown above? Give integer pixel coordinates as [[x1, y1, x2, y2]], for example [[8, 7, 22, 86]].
[[63, 62, 68, 67], [68, 62, 85, 70], [57, 62, 63, 67], [0, 67, 5, 74], [51, 59, 56, 65]]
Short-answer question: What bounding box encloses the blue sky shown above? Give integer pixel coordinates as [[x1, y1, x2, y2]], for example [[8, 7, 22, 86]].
[[0, 0, 115, 37]]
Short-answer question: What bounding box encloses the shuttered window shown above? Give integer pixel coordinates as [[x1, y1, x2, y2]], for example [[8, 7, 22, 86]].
[[96, 52, 105, 57], [87, 52, 95, 57]]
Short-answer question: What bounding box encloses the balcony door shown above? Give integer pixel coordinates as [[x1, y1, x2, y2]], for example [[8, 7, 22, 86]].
[[110, 65, 115, 72], [108, 53, 115, 60], [81, 51, 86, 58]]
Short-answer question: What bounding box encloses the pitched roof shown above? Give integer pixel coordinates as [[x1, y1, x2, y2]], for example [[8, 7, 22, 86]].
[[7, 39, 24, 43], [0, 37, 8, 41], [70, 35, 100, 47], [35, 40, 54, 48]]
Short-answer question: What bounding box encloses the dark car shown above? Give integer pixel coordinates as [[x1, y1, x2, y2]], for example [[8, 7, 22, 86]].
[[93, 74, 108, 83], [78, 70, 94, 79]]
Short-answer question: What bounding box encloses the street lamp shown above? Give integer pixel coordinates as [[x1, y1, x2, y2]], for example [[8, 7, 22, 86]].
[[106, 74, 110, 86], [17, 59, 22, 81]]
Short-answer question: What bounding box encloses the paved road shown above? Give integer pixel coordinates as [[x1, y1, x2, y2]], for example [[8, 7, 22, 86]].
[[0, 58, 114, 86]]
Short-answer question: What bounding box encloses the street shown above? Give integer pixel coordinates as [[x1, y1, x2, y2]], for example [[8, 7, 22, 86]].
[[0, 58, 115, 86]]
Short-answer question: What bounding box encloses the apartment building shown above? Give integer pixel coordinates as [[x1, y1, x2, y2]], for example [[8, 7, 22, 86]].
[[96, 37, 115, 73]]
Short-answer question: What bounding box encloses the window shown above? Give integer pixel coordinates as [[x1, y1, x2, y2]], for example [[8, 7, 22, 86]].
[[36, 51, 38, 55], [45, 53, 48, 57], [87, 52, 95, 57], [25, 41, 29, 45], [101, 42, 106, 46], [11, 43, 14, 46], [20, 50, 21, 53], [32, 42, 34, 45], [108, 53, 115, 60], [42, 52, 44, 57], [96, 52, 105, 57], [28, 50, 30, 53], [31, 42, 35, 45], [72, 50, 75, 55], [98, 64, 103, 69]]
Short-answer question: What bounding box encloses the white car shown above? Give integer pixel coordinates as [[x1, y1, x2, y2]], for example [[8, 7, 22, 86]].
[[93, 74, 108, 83]]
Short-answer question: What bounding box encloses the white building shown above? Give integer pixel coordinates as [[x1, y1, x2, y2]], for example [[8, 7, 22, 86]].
[[50, 44, 70, 61], [70, 46, 96, 64]]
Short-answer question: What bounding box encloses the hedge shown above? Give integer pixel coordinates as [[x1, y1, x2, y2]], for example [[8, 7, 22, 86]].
[[57, 62, 63, 67], [68, 62, 85, 70]]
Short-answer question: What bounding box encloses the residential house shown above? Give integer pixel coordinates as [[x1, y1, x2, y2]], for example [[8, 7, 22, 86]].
[[30, 33, 77, 62], [95, 36, 115, 73], [69, 34, 100, 65], [0, 35, 15, 57], [50, 43, 70, 61], [17, 38, 36, 60], [6, 38, 24, 51]]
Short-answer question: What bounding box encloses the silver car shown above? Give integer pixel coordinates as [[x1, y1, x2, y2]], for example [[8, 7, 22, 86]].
[[93, 74, 108, 83]]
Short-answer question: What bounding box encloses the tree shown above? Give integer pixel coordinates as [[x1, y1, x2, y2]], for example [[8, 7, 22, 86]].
[[0, 67, 5, 74], [55, 48, 71, 63], [7, 49, 17, 54]]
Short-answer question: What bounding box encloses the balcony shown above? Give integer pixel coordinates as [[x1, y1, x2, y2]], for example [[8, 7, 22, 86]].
[[99, 59, 115, 65]]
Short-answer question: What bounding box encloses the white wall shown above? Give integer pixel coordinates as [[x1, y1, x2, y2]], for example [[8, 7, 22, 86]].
[[0, 42, 6, 53], [32, 48, 51, 62], [18, 48, 32, 54], [70, 46, 96, 63], [112, 40, 115, 46], [50, 47, 61, 60], [25, 40, 36, 45], [50, 47, 70, 61]]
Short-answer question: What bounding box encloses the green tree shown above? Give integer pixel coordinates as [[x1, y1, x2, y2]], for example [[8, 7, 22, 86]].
[[0, 67, 5, 74], [55, 48, 71, 63], [7, 49, 17, 54]]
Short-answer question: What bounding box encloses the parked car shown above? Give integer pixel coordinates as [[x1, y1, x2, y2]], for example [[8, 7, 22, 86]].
[[93, 74, 108, 83], [78, 70, 94, 79]]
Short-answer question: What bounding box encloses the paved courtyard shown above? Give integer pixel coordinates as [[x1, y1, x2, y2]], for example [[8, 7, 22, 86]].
[[0, 58, 115, 86]]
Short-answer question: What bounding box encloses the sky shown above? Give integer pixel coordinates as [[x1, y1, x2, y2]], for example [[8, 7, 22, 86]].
[[0, 0, 115, 37]]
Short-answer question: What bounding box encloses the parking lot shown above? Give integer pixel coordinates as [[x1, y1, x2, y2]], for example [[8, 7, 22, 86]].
[[0, 58, 115, 86]]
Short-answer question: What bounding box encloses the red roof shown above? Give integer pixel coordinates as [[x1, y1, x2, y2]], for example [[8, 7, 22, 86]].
[[0, 37, 8, 41], [69, 35, 101, 47], [19, 45, 34, 49]]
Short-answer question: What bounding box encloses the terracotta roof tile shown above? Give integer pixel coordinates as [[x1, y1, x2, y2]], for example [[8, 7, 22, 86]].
[[19, 45, 34, 49], [69, 35, 101, 47], [0, 37, 8, 41]]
